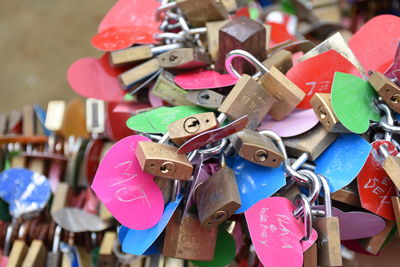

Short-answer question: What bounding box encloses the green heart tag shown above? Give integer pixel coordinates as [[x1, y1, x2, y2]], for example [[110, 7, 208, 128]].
[[331, 72, 380, 133], [191, 226, 236, 267], [126, 106, 209, 134]]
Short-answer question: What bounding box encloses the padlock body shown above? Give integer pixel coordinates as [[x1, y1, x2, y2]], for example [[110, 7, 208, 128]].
[[314, 217, 342, 267]]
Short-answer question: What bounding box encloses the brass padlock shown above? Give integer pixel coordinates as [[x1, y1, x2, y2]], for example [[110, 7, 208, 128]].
[[154, 177, 172, 205], [176, 0, 228, 27], [303, 243, 317, 267], [230, 129, 283, 167], [151, 71, 194, 106], [391, 193, 400, 238], [157, 48, 212, 70], [310, 93, 349, 133], [163, 209, 217, 261], [380, 144, 400, 190], [205, 20, 229, 60], [331, 181, 361, 207], [168, 112, 219, 145], [313, 175, 342, 267], [45, 100, 66, 133], [369, 71, 400, 113], [262, 49, 293, 74], [195, 161, 241, 227], [283, 124, 338, 161], [185, 90, 225, 110], [360, 220, 396, 255], [218, 74, 275, 129], [118, 58, 160, 89], [136, 141, 193, 180], [22, 239, 47, 267]]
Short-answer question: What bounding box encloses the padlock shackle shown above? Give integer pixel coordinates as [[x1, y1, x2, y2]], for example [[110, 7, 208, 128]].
[[319, 175, 332, 218], [376, 102, 395, 141], [225, 49, 270, 79], [294, 194, 312, 241]]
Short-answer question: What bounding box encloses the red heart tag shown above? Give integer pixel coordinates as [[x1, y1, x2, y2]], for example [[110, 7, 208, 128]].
[[174, 70, 238, 90], [349, 15, 400, 73], [357, 140, 397, 221], [67, 53, 127, 102], [286, 50, 361, 109], [92, 0, 161, 51], [105, 102, 134, 142]]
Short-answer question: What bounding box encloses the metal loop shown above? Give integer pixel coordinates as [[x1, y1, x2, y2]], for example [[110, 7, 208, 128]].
[[294, 194, 312, 241], [153, 32, 185, 42], [197, 138, 228, 156], [318, 175, 332, 217], [225, 49, 270, 79], [376, 102, 395, 140]]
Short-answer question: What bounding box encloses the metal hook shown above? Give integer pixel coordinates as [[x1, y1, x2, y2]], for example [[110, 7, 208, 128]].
[[225, 49, 270, 79]]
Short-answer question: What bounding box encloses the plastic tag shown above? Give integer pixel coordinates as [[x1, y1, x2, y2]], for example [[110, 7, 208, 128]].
[[126, 106, 208, 134], [313, 206, 386, 240], [245, 197, 318, 267], [357, 140, 397, 221], [121, 194, 183, 255], [67, 53, 127, 102], [286, 50, 361, 109], [174, 70, 238, 90], [349, 15, 400, 73], [315, 134, 371, 192], [226, 156, 286, 214], [0, 168, 51, 218], [257, 108, 319, 137], [52, 207, 109, 232], [331, 72, 380, 133], [177, 116, 248, 154], [92, 135, 164, 230], [385, 42, 400, 81]]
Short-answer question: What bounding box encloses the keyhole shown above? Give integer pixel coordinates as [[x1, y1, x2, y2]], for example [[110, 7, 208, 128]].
[[391, 94, 400, 104], [318, 105, 328, 119], [198, 92, 210, 104], [184, 117, 201, 133], [169, 54, 178, 62], [187, 119, 200, 128]]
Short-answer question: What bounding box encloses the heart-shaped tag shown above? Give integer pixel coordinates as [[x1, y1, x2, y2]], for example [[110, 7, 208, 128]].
[[52, 207, 109, 232], [0, 168, 51, 218], [257, 109, 319, 137], [121, 194, 183, 255], [313, 206, 386, 240], [174, 70, 238, 90], [226, 156, 286, 214], [286, 50, 361, 109], [245, 197, 318, 267], [105, 102, 134, 141], [191, 226, 236, 267], [92, 0, 160, 51], [331, 72, 380, 133], [91, 135, 164, 230], [126, 106, 208, 134], [315, 134, 371, 192], [385, 42, 400, 81], [349, 15, 400, 73], [67, 54, 127, 102], [357, 140, 397, 221]]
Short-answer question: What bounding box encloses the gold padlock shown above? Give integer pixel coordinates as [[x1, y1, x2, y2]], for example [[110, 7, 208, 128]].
[[118, 59, 160, 89], [262, 49, 293, 74], [369, 71, 400, 113], [176, 0, 228, 27], [157, 48, 212, 70]]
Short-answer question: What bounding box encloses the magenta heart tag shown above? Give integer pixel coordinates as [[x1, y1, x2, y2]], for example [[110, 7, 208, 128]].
[[257, 109, 319, 137], [67, 53, 126, 102], [91, 135, 164, 230], [174, 70, 238, 90], [313, 206, 386, 240], [245, 197, 318, 267]]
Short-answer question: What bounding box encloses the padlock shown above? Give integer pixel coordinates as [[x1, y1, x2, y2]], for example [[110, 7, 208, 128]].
[[151, 71, 194, 106], [185, 90, 225, 110], [157, 48, 212, 70], [261, 49, 293, 74], [225, 49, 305, 121], [215, 17, 268, 73], [313, 175, 342, 267], [380, 144, 400, 190], [392, 190, 400, 238], [331, 181, 361, 207], [7, 239, 28, 267], [86, 98, 105, 137], [283, 124, 338, 161], [175, 0, 228, 27], [136, 141, 193, 180], [310, 93, 349, 133], [110, 43, 183, 67], [22, 239, 47, 267], [221, 0, 237, 12], [163, 209, 217, 261], [154, 177, 172, 205], [205, 20, 229, 60], [45, 101, 66, 133], [195, 155, 241, 227], [360, 220, 396, 255], [303, 243, 317, 267], [218, 74, 275, 129], [168, 112, 219, 146], [98, 231, 117, 267], [118, 59, 160, 90], [230, 128, 283, 167], [369, 71, 400, 113]]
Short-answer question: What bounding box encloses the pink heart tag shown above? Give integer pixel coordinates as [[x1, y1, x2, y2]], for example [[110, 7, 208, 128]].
[[67, 54, 126, 102], [92, 0, 161, 51], [245, 197, 318, 267], [174, 70, 238, 90], [286, 50, 361, 109], [257, 109, 319, 137], [91, 135, 164, 230], [349, 15, 400, 73], [149, 89, 164, 107]]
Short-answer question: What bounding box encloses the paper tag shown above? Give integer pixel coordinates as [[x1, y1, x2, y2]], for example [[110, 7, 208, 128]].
[[0, 168, 51, 218], [226, 156, 286, 214], [174, 70, 238, 90], [257, 108, 319, 137], [331, 72, 380, 134], [67, 53, 127, 102], [357, 140, 397, 220], [92, 135, 164, 230], [315, 134, 372, 192], [121, 194, 183, 255], [286, 50, 361, 109], [245, 197, 318, 267]]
